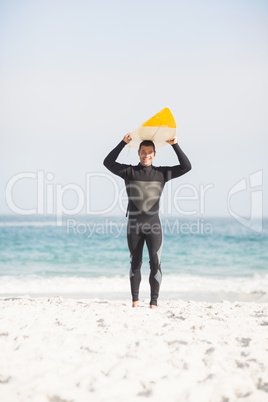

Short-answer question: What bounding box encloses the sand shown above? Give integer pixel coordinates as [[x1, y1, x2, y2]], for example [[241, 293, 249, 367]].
[[0, 297, 268, 402]]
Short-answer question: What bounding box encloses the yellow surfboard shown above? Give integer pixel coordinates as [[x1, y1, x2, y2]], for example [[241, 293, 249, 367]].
[[128, 107, 177, 148]]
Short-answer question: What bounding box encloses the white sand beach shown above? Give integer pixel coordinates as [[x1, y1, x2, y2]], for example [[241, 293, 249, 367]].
[[0, 297, 268, 402]]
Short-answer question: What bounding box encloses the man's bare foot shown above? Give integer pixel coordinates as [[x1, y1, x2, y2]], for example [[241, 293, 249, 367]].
[[150, 305, 157, 309], [132, 301, 139, 308]]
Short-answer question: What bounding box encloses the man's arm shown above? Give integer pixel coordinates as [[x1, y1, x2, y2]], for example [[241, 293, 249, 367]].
[[103, 133, 132, 178], [163, 136, 192, 181]]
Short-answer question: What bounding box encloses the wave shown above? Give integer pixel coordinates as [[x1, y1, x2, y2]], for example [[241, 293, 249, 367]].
[[1, 274, 268, 302]]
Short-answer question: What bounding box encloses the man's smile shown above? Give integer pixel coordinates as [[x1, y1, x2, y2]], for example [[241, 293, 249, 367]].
[[138, 145, 156, 166]]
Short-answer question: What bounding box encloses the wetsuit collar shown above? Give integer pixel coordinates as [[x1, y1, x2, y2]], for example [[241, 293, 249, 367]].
[[138, 162, 153, 169]]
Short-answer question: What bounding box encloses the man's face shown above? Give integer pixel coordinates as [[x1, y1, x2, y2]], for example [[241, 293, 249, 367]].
[[138, 146, 156, 167]]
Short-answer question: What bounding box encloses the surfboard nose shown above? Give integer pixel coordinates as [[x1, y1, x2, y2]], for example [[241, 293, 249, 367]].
[[142, 107, 176, 129], [128, 107, 177, 149]]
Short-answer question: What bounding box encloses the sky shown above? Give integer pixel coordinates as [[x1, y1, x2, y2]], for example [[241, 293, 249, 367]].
[[1, 0, 267, 221]]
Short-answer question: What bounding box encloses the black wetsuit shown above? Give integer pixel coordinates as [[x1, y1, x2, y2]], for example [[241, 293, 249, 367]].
[[103, 140, 191, 305]]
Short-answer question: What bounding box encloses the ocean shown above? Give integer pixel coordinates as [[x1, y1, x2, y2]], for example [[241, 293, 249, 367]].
[[0, 215, 267, 302]]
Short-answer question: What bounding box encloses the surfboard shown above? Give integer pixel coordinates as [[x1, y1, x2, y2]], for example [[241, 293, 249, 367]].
[[128, 107, 177, 148]]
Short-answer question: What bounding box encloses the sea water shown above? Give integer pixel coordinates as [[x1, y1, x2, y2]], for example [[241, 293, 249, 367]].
[[0, 215, 267, 302]]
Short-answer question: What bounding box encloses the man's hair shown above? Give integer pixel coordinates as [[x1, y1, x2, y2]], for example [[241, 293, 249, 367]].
[[139, 140, 155, 152]]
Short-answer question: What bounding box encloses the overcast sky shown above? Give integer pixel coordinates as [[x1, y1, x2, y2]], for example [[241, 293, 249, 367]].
[[1, 0, 267, 220]]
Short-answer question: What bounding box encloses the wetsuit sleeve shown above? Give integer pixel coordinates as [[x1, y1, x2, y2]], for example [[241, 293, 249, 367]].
[[162, 143, 192, 182], [103, 140, 129, 179]]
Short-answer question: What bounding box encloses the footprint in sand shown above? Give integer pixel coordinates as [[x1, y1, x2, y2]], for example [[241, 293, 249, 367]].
[[236, 337, 251, 347], [0, 375, 12, 384]]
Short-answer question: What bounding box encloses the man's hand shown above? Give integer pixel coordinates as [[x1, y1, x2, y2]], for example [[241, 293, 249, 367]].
[[166, 136, 178, 145], [123, 133, 132, 144]]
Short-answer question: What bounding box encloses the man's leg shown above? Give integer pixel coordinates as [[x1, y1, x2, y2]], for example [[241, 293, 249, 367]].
[[127, 222, 145, 306], [145, 223, 163, 307]]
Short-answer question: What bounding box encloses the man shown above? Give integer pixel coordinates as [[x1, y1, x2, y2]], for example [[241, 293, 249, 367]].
[[103, 133, 191, 308]]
